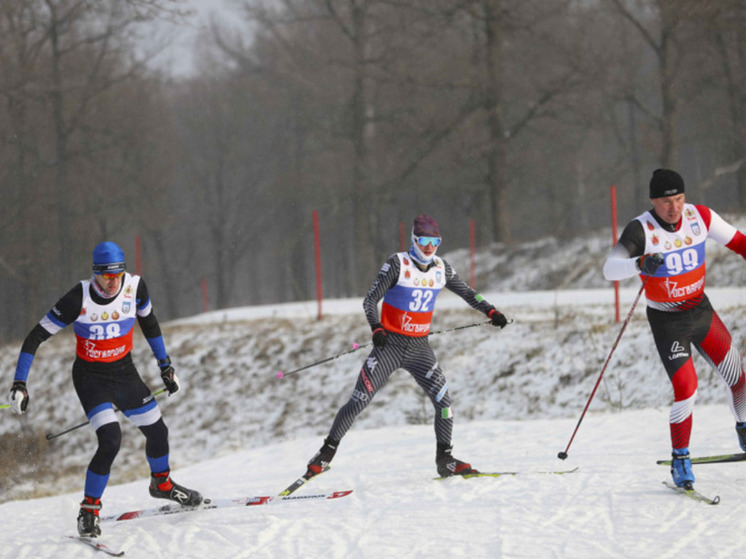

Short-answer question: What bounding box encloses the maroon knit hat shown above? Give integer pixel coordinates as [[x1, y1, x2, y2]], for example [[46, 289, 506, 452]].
[[413, 214, 440, 237]]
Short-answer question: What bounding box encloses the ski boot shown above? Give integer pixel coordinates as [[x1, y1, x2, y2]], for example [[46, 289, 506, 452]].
[[436, 443, 477, 477], [149, 470, 203, 506], [671, 448, 695, 489], [307, 437, 339, 477], [736, 422, 746, 452], [77, 496, 102, 537]]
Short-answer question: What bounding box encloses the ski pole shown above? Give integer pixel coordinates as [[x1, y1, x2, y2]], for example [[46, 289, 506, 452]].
[[431, 319, 507, 336], [277, 318, 510, 379], [277, 342, 373, 378], [558, 279, 648, 460], [45, 388, 168, 441]]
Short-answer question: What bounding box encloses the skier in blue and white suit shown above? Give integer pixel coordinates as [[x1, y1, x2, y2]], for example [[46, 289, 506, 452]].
[[8, 242, 202, 537]]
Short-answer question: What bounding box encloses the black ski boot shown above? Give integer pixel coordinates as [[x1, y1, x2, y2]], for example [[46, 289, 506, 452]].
[[149, 470, 203, 506], [736, 422, 746, 451], [307, 437, 339, 476], [77, 496, 102, 537], [436, 443, 477, 477]]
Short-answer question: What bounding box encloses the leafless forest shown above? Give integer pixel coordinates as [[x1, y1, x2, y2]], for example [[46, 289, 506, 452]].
[[1, 0, 745, 343]]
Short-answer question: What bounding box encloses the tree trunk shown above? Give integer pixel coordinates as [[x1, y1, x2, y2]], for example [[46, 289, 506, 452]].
[[48, 7, 72, 288], [484, 0, 511, 244], [657, 0, 680, 169], [349, 1, 377, 286]]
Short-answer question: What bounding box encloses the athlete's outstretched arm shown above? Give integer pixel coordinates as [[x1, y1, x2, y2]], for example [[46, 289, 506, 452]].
[[603, 220, 646, 281]]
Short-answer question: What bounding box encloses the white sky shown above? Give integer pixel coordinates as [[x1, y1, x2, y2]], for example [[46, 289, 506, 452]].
[[145, 0, 242, 77]]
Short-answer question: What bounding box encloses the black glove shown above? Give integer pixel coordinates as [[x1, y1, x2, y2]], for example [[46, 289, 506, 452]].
[[487, 307, 508, 328], [371, 323, 388, 348], [638, 253, 665, 275], [158, 357, 180, 394], [9, 380, 29, 414]]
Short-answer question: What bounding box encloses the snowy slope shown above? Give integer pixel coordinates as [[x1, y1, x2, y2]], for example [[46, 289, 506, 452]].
[[2, 218, 746, 557], [2, 407, 745, 558]]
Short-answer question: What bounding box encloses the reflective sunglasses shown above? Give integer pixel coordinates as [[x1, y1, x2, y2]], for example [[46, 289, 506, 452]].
[[415, 236, 442, 247], [101, 271, 124, 280], [93, 263, 126, 276]]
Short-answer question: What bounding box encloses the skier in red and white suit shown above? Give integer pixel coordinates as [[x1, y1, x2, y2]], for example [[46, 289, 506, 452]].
[[603, 169, 746, 488], [305, 214, 510, 478]]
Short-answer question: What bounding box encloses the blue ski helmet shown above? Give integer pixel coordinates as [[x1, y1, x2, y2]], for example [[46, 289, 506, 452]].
[[92, 242, 126, 275]]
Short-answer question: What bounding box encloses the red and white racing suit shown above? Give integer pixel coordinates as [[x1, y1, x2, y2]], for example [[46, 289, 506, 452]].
[[604, 204, 746, 449]]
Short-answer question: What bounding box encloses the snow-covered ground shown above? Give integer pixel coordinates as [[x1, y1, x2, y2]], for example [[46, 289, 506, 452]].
[[2, 406, 745, 558], [3, 218, 746, 557]]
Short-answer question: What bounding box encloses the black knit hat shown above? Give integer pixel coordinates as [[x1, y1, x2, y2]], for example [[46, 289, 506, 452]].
[[649, 169, 685, 199]]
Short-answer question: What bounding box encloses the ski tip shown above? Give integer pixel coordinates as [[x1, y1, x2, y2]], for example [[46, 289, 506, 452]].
[[662, 481, 721, 505], [276, 371, 284, 379], [65, 535, 126, 556]]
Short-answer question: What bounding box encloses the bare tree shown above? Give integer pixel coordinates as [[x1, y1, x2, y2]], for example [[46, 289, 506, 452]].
[[607, 0, 689, 169], [0, 0, 191, 338], [209, 0, 414, 287], [170, 73, 287, 309], [707, 1, 746, 206]]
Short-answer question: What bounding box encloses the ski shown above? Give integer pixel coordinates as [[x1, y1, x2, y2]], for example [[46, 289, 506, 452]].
[[101, 489, 352, 522], [662, 481, 720, 505], [279, 464, 330, 496], [434, 467, 579, 480], [65, 535, 125, 556], [657, 452, 746, 466]]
